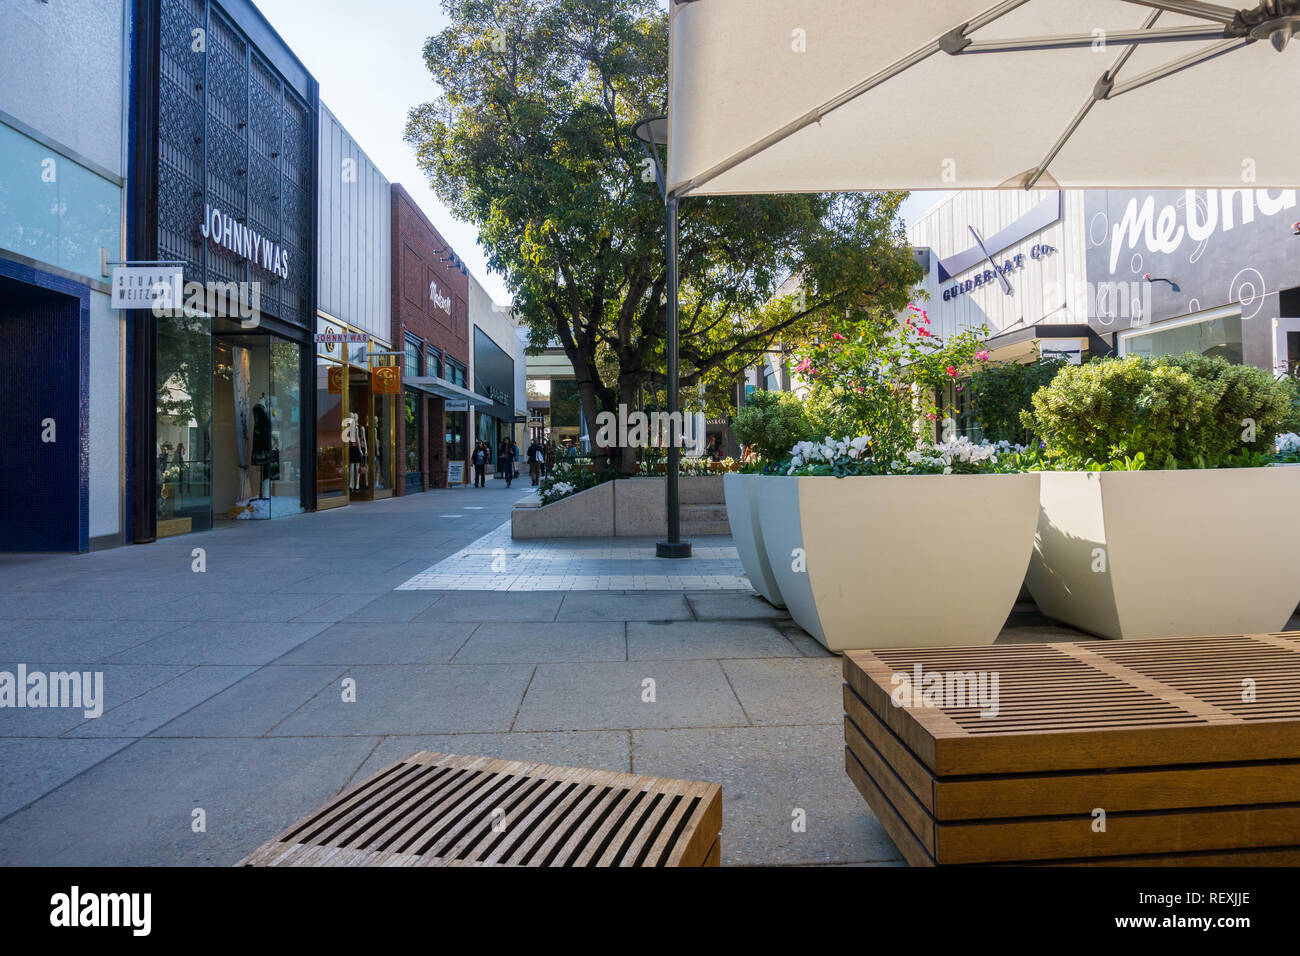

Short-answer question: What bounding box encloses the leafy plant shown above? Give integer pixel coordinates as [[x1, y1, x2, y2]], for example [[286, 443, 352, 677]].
[[791, 304, 990, 462], [1023, 354, 1300, 467], [969, 355, 1065, 443], [538, 460, 622, 505], [731, 390, 811, 464]]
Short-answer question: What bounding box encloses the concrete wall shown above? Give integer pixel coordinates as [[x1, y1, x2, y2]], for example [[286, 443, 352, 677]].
[[512, 476, 726, 538], [317, 104, 391, 343]]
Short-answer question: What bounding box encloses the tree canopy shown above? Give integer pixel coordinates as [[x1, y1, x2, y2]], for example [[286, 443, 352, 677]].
[[406, 0, 922, 468]]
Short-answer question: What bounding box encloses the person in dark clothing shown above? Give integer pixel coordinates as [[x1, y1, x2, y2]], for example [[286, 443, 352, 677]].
[[527, 439, 545, 486], [472, 441, 489, 488], [497, 438, 514, 488]]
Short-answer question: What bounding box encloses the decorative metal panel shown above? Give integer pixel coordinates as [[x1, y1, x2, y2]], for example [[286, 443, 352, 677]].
[[156, 0, 313, 329]]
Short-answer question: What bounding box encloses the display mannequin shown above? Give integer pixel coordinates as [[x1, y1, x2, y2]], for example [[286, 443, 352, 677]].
[[251, 393, 274, 500], [348, 413, 367, 491]]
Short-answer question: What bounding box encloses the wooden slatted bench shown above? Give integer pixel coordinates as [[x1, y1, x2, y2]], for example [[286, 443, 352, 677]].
[[843, 633, 1300, 866], [239, 751, 722, 867]]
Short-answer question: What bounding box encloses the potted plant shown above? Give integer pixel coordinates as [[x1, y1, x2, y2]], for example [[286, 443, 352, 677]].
[[725, 391, 812, 607], [1022, 354, 1300, 639], [749, 305, 1040, 650]]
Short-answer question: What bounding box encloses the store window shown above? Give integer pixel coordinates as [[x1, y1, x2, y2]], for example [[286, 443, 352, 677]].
[[446, 412, 466, 468], [446, 358, 467, 387], [316, 348, 347, 507], [156, 312, 213, 535], [404, 334, 424, 378], [405, 391, 423, 491], [1119, 307, 1244, 364], [428, 346, 443, 380]]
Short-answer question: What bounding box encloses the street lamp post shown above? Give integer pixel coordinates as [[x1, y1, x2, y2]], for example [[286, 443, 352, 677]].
[[633, 115, 691, 559]]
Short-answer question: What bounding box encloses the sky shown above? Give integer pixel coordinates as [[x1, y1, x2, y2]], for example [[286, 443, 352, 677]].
[[252, 0, 949, 308]]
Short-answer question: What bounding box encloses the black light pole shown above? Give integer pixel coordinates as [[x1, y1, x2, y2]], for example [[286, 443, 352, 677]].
[[633, 115, 691, 559]]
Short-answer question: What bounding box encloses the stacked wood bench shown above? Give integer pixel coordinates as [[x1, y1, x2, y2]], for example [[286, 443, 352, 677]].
[[240, 751, 722, 867], [843, 633, 1300, 866]]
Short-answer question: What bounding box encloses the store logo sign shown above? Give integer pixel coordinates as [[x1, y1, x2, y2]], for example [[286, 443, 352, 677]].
[[430, 282, 452, 315], [935, 192, 1062, 283], [200, 203, 290, 280]]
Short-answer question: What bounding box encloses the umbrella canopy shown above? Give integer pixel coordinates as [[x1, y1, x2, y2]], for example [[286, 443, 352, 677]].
[[667, 0, 1300, 196]]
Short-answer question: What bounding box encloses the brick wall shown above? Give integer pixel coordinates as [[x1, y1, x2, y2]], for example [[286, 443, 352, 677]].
[[390, 184, 471, 491]]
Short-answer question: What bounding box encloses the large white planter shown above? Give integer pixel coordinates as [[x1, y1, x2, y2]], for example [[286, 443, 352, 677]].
[[756, 473, 1040, 651], [1026, 468, 1300, 639], [723, 473, 784, 607]]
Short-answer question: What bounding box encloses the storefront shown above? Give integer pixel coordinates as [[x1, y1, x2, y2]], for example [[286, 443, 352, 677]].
[[472, 326, 518, 471], [391, 184, 474, 491], [316, 104, 393, 507], [1083, 189, 1300, 376], [0, 0, 128, 552], [129, 0, 319, 539]]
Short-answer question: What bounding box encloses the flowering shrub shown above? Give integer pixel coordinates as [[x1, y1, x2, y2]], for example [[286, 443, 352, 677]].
[[784, 433, 1023, 477], [791, 304, 990, 462], [538, 460, 621, 505]]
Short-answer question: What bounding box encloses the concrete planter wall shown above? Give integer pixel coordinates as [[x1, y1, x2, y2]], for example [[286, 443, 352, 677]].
[[722, 473, 784, 607], [1026, 468, 1300, 639], [756, 473, 1040, 651], [512, 476, 726, 538]]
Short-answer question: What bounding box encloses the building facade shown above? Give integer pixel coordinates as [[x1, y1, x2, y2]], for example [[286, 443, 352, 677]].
[[390, 183, 476, 492], [315, 103, 393, 507], [129, 0, 320, 539], [469, 274, 524, 474], [0, 0, 130, 552]]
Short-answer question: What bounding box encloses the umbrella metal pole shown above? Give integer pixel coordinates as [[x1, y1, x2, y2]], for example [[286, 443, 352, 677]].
[[658, 195, 691, 559]]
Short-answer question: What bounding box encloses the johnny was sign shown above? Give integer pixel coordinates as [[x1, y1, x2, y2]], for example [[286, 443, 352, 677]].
[[942, 244, 1055, 302], [200, 203, 290, 280]]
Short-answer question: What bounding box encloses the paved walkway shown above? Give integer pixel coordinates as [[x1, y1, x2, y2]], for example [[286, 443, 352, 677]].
[[397, 520, 751, 591], [6, 483, 1285, 866]]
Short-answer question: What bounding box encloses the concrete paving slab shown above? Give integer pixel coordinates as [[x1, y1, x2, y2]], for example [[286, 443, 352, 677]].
[[64, 665, 258, 738], [350, 731, 631, 784], [273, 622, 476, 665], [721, 658, 846, 726], [269, 664, 535, 736], [0, 619, 186, 662], [151, 665, 347, 737], [628, 621, 801, 660], [633, 725, 903, 866], [0, 736, 380, 865], [0, 662, 190, 737], [340, 591, 445, 623], [686, 592, 791, 621], [129, 591, 335, 623], [512, 660, 748, 731], [412, 591, 563, 623], [556, 591, 694, 622], [0, 737, 134, 819], [452, 622, 626, 663], [104, 621, 331, 666]]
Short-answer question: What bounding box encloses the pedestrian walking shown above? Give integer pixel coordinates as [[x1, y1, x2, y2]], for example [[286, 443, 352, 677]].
[[527, 438, 545, 486], [498, 437, 514, 488], [472, 441, 489, 488]]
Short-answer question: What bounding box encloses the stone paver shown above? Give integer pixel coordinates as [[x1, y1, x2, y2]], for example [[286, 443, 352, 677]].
[[0, 481, 1123, 866]]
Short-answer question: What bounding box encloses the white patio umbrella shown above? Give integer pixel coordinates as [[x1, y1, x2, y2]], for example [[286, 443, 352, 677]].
[[667, 0, 1300, 196]]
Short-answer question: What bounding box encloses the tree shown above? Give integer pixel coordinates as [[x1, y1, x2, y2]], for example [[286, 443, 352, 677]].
[[406, 0, 922, 471]]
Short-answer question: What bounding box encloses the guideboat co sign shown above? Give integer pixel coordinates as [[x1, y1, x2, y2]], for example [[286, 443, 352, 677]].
[[200, 204, 290, 280]]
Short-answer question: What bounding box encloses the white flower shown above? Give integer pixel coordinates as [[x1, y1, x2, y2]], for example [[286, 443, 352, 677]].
[[943, 466, 952, 475], [889, 460, 903, 472], [1278, 433, 1300, 454]]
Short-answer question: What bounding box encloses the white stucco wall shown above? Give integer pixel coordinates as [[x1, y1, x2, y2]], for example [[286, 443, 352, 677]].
[[0, 0, 126, 177]]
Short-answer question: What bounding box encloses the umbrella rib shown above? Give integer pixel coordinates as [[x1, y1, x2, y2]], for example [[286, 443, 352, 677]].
[[673, 0, 1032, 196], [1022, 8, 1162, 189], [1107, 36, 1255, 96], [959, 25, 1228, 53], [1114, 0, 1240, 24]]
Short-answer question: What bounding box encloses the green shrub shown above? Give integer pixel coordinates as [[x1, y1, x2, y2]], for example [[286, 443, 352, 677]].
[[731, 390, 810, 463], [969, 357, 1064, 443], [1022, 353, 1300, 467]]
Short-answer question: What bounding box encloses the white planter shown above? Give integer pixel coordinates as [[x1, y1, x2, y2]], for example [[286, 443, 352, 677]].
[[756, 473, 1040, 651], [1026, 468, 1300, 639], [723, 473, 784, 607]]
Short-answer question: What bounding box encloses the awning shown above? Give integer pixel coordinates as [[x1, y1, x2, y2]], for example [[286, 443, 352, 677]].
[[668, 0, 1300, 196], [404, 375, 494, 405]]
